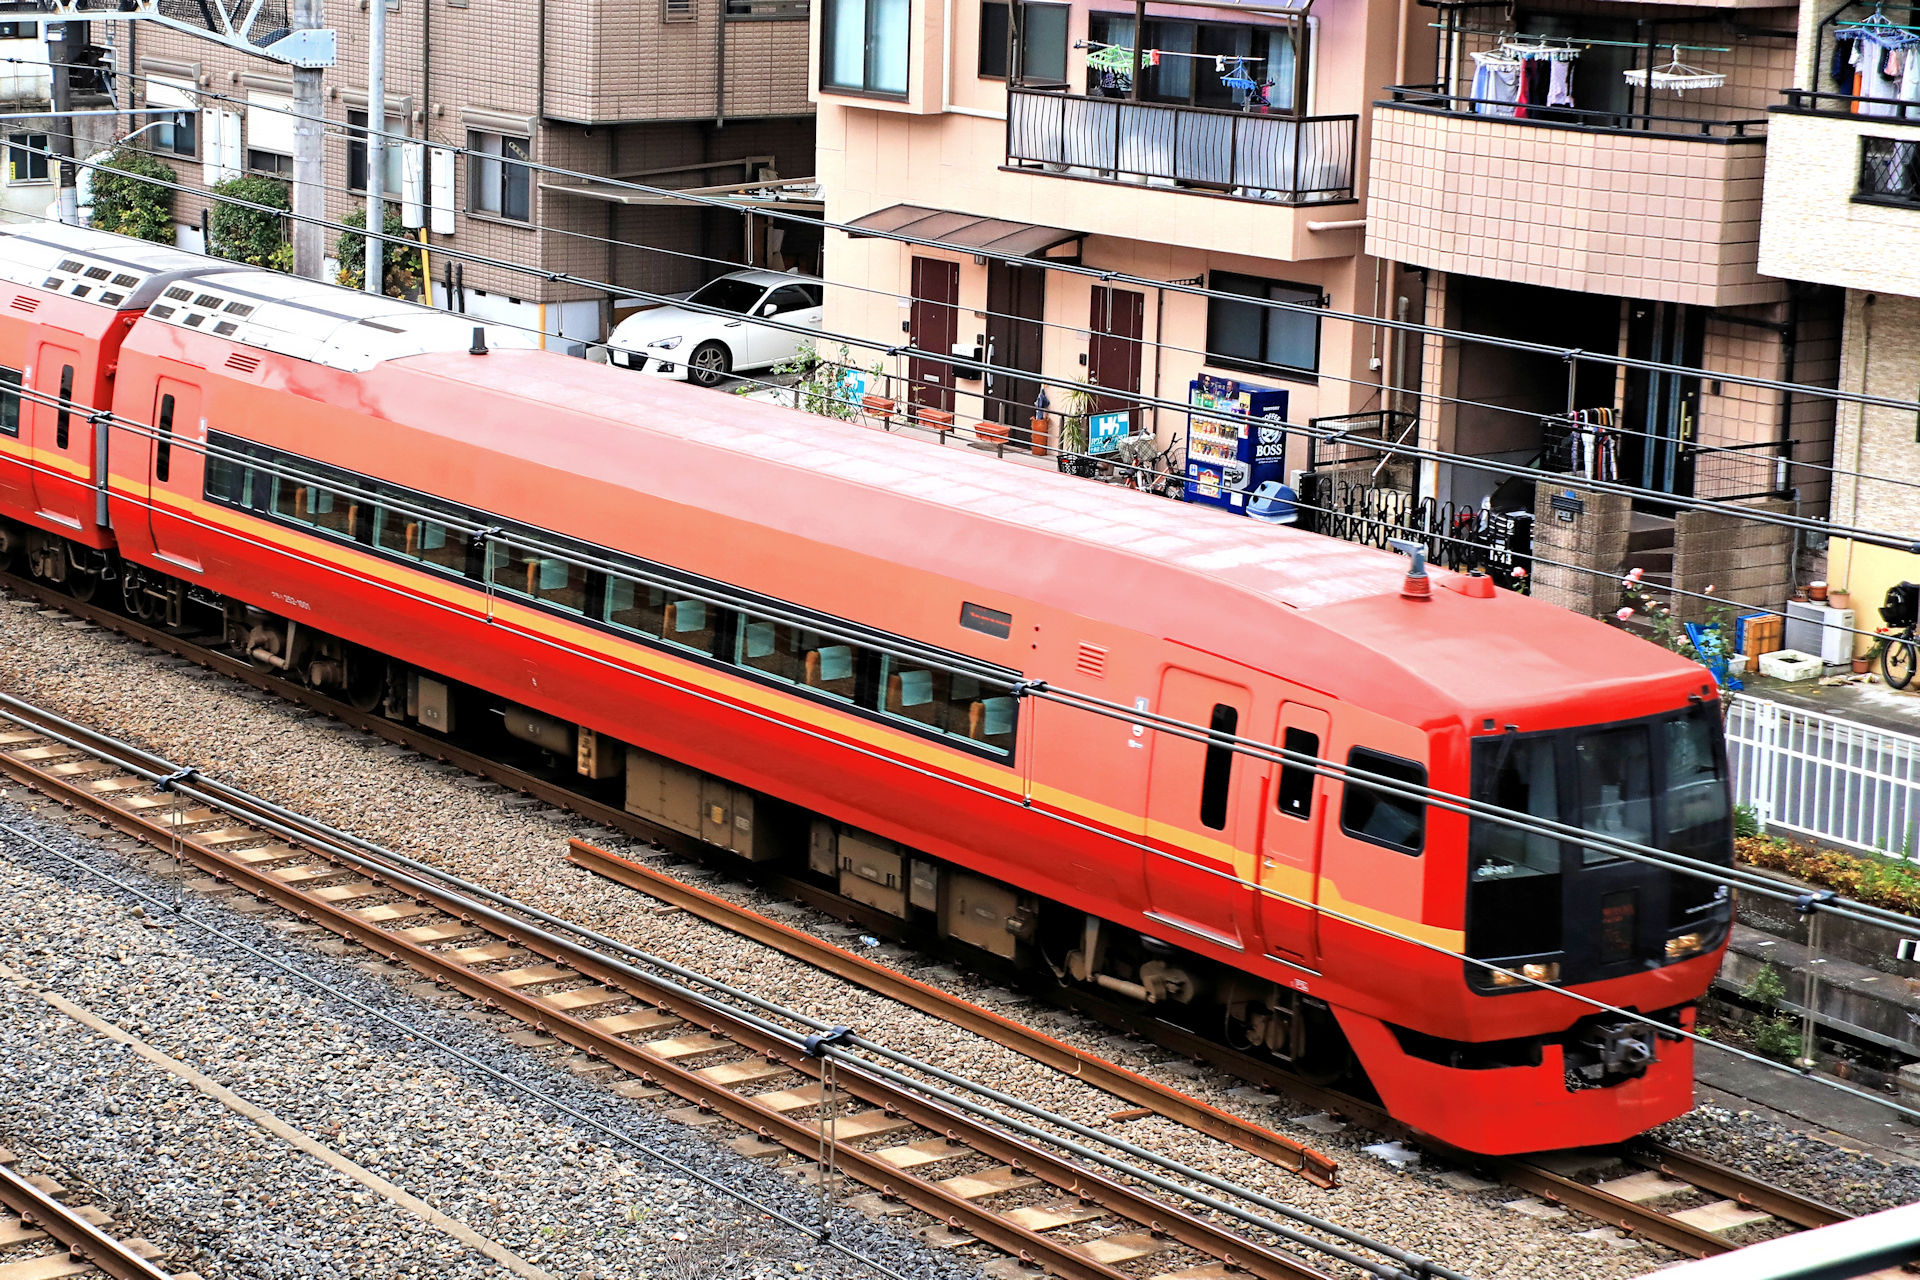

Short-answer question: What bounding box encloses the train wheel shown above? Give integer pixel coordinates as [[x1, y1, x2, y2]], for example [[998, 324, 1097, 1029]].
[[66, 565, 98, 604], [343, 645, 389, 713]]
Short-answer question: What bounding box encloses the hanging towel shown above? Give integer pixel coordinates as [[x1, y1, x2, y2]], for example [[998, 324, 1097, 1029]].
[[1548, 58, 1575, 106]]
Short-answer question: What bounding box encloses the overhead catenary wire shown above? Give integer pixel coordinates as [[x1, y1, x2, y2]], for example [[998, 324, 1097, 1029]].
[[52, 57, 1920, 422], [16, 139, 1920, 559], [1, 393, 1915, 1132]]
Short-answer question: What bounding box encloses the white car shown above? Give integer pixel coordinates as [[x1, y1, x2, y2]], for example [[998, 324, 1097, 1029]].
[[607, 270, 825, 387]]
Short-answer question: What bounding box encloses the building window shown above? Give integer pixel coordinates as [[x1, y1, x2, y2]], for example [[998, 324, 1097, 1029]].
[[821, 0, 909, 95], [1087, 12, 1297, 109], [725, 0, 808, 14], [1205, 271, 1322, 379], [662, 0, 694, 19], [152, 109, 196, 158], [347, 109, 406, 194], [5, 133, 47, 184], [468, 130, 531, 222], [980, 0, 1067, 83], [245, 91, 295, 178], [1857, 136, 1920, 209]]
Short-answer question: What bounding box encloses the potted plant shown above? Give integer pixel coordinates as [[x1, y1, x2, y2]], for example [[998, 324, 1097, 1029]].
[[1054, 378, 1101, 477]]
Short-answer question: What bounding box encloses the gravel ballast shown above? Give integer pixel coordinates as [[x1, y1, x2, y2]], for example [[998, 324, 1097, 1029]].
[[0, 792, 983, 1280], [1, 594, 1915, 1276]]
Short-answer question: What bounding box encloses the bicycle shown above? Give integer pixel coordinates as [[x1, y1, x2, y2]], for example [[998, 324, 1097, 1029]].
[[1880, 582, 1918, 690]]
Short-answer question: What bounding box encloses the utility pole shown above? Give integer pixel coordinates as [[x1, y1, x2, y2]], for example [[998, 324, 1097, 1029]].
[[363, 0, 385, 296], [47, 20, 79, 224], [290, 0, 325, 278]]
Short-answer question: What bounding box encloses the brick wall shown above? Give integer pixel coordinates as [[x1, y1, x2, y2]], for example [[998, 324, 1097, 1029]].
[[1531, 484, 1631, 616], [1672, 499, 1794, 623]]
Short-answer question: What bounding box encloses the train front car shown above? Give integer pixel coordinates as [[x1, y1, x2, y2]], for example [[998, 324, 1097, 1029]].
[[1309, 578, 1732, 1154]]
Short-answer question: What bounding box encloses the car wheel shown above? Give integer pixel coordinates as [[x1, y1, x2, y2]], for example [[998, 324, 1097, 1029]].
[[689, 341, 732, 388]]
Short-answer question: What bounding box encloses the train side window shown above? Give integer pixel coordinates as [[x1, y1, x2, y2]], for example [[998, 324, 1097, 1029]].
[[54, 365, 71, 449], [605, 575, 667, 638], [154, 393, 174, 482], [489, 535, 588, 615], [878, 656, 1014, 755], [1199, 703, 1239, 830], [0, 366, 19, 436], [204, 436, 247, 504], [1276, 727, 1319, 819], [661, 595, 718, 655], [375, 496, 465, 573], [738, 618, 859, 704], [1340, 747, 1426, 855]]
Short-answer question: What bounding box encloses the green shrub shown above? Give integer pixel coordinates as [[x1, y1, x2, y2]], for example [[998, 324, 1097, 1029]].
[[1749, 1014, 1805, 1063], [1733, 803, 1761, 840], [333, 203, 422, 299], [207, 174, 292, 271], [88, 147, 175, 242]]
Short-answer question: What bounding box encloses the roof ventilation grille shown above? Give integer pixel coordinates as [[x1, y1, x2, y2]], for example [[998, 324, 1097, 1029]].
[[1076, 642, 1108, 679], [225, 352, 262, 374], [9, 295, 37, 313]]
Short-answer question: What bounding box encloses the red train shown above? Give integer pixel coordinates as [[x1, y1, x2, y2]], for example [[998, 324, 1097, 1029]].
[[0, 223, 1734, 1154]]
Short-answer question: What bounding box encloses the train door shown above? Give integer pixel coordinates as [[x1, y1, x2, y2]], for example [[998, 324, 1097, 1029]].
[[146, 377, 204, 573], [1255, 701, 1331, 967], [1143, 667, 1251, 950], [0, 359, 31, 512], [25, 340, 80, 527]]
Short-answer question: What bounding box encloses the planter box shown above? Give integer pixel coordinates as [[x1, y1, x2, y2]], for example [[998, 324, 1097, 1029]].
[[1758, 650, 1823, 682]]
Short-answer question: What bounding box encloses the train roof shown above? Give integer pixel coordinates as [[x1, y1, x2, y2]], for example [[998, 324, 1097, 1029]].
[[142, 269, 539, 372], [0, 223, 233, 311]]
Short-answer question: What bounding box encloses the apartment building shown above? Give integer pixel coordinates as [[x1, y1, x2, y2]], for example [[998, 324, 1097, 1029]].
[[107, 0, 814, 345], [1759, 0, 1920, 649], [1366, 0, 1842, 619], [810, 0, 1421, 470]]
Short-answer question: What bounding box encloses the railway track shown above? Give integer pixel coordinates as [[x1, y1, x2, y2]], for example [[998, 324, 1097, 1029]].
[[0, 571, 1861, 1267], [0, 1152, 179, 1280], [0, 690, 1461, 1280]]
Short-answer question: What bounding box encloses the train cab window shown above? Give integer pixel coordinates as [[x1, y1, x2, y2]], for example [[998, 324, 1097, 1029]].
[[605, 575, 668, 638], [738, 619, 858, 704], [1275, 727, 1319, 819], [1340, 748, 1426, 855], [54, 365, 71, 449], [878, 656, 1014, 755], [1198, 703, 1239, 830], [662, 596, 718, 655], [1468, 732, 1564, 958], [155, 394, 174, 482], [1574, 725, 1652, 861], [0, 365, 20, 436]]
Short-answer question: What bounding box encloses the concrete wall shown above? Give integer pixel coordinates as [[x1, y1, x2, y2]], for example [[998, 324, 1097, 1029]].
[[1759, 112, 1920, 298]]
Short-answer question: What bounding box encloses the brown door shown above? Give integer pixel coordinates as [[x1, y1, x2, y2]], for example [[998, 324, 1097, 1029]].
[[908, 257, 958, 414], [985, 260, 1046, 447], [1087, 286, 1144, 417]]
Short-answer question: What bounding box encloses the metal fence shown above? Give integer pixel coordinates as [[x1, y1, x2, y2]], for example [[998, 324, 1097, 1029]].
[[1726, 695, 1920, 856], [1006, 88, 1357, 205], [1297, 473, 1533, 585]]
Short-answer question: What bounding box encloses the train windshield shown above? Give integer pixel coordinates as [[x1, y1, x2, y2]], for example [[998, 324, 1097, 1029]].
[[1466, 704, 1731, 982]]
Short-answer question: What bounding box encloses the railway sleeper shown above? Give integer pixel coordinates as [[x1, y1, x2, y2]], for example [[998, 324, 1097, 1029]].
[[12, 532, 1365, 1096]]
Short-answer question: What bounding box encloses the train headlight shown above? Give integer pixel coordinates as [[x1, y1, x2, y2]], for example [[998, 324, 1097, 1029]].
[[1521, 962, 1561, 984], [1665, 932, 1706, 960]]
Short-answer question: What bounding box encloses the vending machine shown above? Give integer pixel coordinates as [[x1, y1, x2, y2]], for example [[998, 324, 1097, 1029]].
[[1183, 376, 1289, 513]]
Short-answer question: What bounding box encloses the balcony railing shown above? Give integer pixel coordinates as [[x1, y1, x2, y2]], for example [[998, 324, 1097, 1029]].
[[1006, 87, 1357, 206], [1778, 87, 1920, 120], [1382, 84, 1767, 139]]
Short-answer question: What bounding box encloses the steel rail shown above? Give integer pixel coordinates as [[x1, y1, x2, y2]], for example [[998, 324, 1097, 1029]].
[[1631, 1145, 1849, 1232], [0, 1161, 174, 1280], [567, 837, 1339, 1186], [0, 707, 1361, 1280], [0, 576, 1851, 1266]]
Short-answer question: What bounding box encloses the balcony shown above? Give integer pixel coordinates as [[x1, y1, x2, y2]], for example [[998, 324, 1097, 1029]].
[[1758, 91, 1920, 297], [1005, 87, 1357, 207], [1366, 87, 1778, 308]]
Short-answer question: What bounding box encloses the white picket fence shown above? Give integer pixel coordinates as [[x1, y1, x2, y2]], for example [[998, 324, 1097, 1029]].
[[1725, 694, 1920, 855]]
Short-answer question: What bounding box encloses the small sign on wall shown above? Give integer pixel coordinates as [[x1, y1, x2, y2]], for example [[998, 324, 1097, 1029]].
[[1551, 490, 1585, 523]]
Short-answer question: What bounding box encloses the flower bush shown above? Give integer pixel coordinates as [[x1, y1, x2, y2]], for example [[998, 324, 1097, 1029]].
[[1737, 832, 1920, 915]]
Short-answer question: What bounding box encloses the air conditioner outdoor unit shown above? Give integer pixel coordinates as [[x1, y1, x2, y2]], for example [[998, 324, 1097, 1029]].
[[1784, 600, 1854, 666]]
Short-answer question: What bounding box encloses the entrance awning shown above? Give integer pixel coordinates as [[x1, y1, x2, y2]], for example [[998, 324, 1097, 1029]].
[[844, 204, 1083, 258]]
